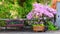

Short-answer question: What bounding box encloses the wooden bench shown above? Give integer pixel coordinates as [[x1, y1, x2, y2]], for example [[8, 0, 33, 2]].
[[5, 19, 24, 30]]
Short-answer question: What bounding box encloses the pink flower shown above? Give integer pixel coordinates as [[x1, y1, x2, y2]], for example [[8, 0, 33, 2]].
[[45, 6, 57, 14], [27, 3, 56, 19]]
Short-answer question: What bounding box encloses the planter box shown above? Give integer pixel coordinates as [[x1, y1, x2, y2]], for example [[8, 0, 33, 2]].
[[33, 26, 45, 32]]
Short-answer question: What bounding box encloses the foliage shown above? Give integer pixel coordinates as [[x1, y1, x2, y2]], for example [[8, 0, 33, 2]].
[[0, 20, 6, 27], [0, 0, 35, 26], [32, 24, 45, 26], [46, 21, 57, 30], [36, 0, 52, 5], [0, 0, 54, 27], [0, 0, 52, 18]]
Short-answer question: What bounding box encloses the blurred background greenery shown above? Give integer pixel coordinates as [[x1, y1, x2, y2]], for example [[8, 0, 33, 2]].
[[0, 0, 52, 27]]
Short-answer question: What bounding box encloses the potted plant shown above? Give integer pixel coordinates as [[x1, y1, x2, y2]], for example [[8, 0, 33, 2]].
[[32, 24, 45, 32], [32, 19, 45, 32]]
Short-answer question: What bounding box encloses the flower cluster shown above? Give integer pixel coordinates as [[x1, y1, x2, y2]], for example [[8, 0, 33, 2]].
[[27, 3, 57, 19]]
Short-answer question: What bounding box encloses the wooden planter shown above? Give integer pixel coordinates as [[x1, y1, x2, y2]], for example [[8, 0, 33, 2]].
[[33, 26, 45, 32]]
